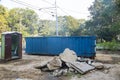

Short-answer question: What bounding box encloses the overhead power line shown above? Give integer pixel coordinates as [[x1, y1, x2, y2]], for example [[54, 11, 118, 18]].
[[11, 0, 39, 10], [41, 0, 54, 6], [57, 6, 70, 16], [52, 0, 90, 15], [60, 7, 90, 14], [11, 0, 59, 36], [10, 0, 55, 11], [10, 0, 56, 19]]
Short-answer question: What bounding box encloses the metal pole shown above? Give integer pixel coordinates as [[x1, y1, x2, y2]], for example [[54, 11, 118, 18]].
[[55, 0, 58, 36]]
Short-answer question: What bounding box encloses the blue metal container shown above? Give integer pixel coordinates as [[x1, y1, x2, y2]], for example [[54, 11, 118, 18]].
[[25, 36, 96, 57]]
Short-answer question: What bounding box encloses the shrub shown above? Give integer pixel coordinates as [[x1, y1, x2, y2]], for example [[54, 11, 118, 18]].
[[97, 39, 120, 51]]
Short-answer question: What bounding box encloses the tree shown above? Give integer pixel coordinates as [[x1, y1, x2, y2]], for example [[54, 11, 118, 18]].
[[71, 19, 86, 36], [0, 5, 10, 39], [38, 20, 56, 36], [37, 16, 82, 36], [8, 8, 39, 36], [85, 0, 120, 41], [58, 16, 81, 36]]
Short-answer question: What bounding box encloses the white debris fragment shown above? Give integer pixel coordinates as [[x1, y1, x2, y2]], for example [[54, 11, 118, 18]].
[[59, 48, 77, 63], [47, 56, 62, 70]]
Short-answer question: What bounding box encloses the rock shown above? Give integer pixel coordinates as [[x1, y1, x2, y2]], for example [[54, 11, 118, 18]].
[[87, 59, 94, 65], [77, 57, 87, 62], [53, 69, 62, 76], [77, 57, 81, 60], [91, 62, 104, 69], [77, 57, 94, 64], [59, 48, 77, 63], [62, 69, 68, 75], [74, 70, 78, 74], [69, 68, 75, 72], [53, 69, 60, 76], [53, 69, 68, 76], [47, 56, 62, 70]]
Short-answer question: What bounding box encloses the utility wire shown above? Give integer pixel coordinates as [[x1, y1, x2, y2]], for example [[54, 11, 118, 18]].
[[10, 0, 56, 20], [41, 0, 54, 6], [60, 7, 90, 14], [11, 0, 39, 10], [57, 6, 70, 16], [53, 0, 90, 15], [11, 0, 55, 11]]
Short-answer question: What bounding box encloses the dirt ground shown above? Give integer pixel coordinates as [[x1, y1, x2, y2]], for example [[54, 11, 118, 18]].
[[0, 51, 120, 80]]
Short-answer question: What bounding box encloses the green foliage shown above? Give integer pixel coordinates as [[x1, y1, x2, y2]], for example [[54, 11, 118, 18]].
[[38, 16, 85, 36], [85, 0, 120, 41], [8, 8, 39, 37], [64, 16, 81, 36], [38, 20, 56, 36], [58, 16, 85, 36], [1, 1, 120, 39], [97, 40, 120, 51], [0, 5, 10, 40], [0, 5, 86, 37]]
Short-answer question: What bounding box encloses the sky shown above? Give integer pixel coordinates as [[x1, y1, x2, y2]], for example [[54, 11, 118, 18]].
[[0, 0, 94, 20]]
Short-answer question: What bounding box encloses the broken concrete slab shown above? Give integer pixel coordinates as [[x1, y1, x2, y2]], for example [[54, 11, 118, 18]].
[[47, 56, 62, 70], [67, 62, 95, 74], [91, 62, 104, 69], [59, 48, 77, 63]]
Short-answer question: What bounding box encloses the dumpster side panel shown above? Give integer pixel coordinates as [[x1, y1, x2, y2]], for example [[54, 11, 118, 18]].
[[47, 37, 62, 55], [25, 36, 96, 57], [25, 37, 33, 54]]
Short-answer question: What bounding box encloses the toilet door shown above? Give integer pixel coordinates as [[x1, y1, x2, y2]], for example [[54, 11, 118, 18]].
[[5, 34, 12, 60], [18, 34, 22, 58]]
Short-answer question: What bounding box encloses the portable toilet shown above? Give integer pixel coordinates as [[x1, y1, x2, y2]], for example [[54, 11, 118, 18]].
[[0, 32, 22, 61]]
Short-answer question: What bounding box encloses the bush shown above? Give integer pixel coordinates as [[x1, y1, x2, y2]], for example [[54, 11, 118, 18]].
[[97, 40, 120, 51]]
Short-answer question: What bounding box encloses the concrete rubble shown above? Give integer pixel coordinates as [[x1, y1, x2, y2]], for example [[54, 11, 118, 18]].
[[53, 69, 68, 76], [59, 48, 77, 63], [67, 62, 95, 74], [47, 56, 62, 70], [35, 48, 105, 76]]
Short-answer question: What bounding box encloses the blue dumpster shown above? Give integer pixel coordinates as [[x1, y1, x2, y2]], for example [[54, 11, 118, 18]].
[[25, 36, 96, 57]]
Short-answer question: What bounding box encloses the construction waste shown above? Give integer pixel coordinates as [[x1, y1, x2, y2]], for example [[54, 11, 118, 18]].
[[34, 48, 104, 76]]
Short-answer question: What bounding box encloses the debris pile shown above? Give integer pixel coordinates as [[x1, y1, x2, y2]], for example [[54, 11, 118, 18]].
[[35, 48, 104, 76]]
